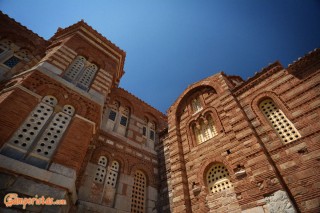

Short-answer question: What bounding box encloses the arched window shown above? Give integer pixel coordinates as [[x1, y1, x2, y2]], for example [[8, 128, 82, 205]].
[[94, 156, 107, 184], [120, 106, 130, 127], [105, 160, 120, 188], [63, 55, 98, 91], [0, 96, 76, 168], [206, 163, 233, 193], [64, 56, 85, 82], [259, 99, 301, 143], [149, 121, 156, 141], [98, 156, 107, 167], [108, 101, 119, 122], [191, 97, 202, 113], [142, 117, 148, 137], [131, 170, 146, 213], [193, 115, 217, 144], [77, 64, 98, 90]]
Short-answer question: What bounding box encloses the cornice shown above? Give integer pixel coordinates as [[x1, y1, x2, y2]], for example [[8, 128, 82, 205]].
[[232, 61, 284, 96], [287, 48, 320, 74]]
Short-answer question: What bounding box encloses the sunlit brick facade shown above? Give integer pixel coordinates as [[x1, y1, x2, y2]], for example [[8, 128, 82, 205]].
[[0, 12, 319, 213]]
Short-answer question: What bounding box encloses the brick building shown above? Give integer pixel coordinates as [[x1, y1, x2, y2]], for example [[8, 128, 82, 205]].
[[0, 12, 319, 213]]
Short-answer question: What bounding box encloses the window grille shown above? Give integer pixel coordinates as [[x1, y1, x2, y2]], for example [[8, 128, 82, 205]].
[[207, 163, 233, 193], [94, 166, 107, 184], [5, 96, 57, 152], [260, 99, 301, 143], [16, 49, 30, 60], [4, 56, 21, 68], [131, 170, 146, 213], [64, 56, 86, 81], [94, 156, 108, 184], [77, 64, 98, 90], [29, 105, 74, 159], [98, 156, 107, 167], [194, 116, 217, 144], [105, 161, 119, 187]]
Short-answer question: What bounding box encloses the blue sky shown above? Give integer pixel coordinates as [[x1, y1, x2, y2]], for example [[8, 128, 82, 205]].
[[1, 0, 320, 113]]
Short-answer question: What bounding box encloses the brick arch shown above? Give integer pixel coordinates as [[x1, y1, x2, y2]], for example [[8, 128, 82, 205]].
[[35, 84, 66, 103], [91, 147, 113, 164], [35, 83, 88, 117], [109, 154, 128, 174], [144, 112, 159, 129], [129, 162, 156, 187], [70, 36, 114, 71], [197, 155, 235, 192], [66, 93, 89, 117], [251, 91, 294, 127], [171, 78, 223, 119]]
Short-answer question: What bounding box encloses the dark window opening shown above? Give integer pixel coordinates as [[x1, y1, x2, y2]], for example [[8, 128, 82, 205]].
[[4, 56, 21, 68], [120, 116, 128, 126], [142, 126, 147, 136], [108, 110, 117, 121], [149, 130, 155, 140]]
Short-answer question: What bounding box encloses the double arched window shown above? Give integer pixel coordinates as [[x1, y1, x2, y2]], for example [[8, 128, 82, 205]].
[[259, 98, 300, 143], [131, 170, 146, 213], [106, 101, 131, 136], [142, 117, 156, 142], [206, 163, 233, 194], [0, 95, 75, 168], [63, 55, 98, 91], [94, 156, 120, 188]]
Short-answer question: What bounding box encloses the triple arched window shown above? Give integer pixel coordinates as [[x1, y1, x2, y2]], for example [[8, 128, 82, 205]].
[[0, 95, 75, 168], [206, 163, 233, 194], [193, 114, 218, 144], [63, 55, 98, 91], [259, 98, 301, 144], [131, 170, 147, 213]]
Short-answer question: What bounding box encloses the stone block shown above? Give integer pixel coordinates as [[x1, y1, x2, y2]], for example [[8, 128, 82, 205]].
[[305, 198, 320, 210], [241, 206, 264, 213], [49, 163, 76, 179], [148, 186, 158, 201], [114, 194, 131, 211]]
